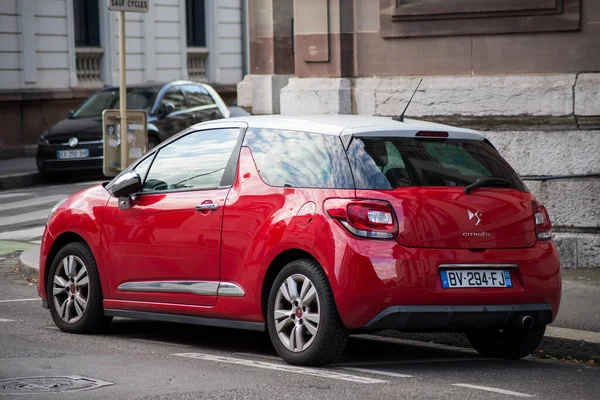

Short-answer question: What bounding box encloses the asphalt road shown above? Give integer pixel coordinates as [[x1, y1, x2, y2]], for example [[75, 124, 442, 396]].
[[1, 256, 598, 399]]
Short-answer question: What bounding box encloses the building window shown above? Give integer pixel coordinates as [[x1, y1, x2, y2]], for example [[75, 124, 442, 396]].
[[74, 0, 100, 47], [186, 0, 206, 47]]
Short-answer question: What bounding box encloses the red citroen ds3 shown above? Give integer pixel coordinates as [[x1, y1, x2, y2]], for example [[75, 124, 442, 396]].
[[38, 115, 561, 366]]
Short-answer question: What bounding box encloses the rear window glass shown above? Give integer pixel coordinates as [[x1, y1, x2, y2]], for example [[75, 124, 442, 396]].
[[347, 137, 526, 191], [243, 128, 354, 189]]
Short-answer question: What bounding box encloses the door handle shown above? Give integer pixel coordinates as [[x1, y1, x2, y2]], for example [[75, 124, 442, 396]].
[[195, 203, 219, 211]]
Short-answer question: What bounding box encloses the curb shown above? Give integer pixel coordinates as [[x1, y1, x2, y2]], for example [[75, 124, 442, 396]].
[[0, 172, 41, 191], [17, 245, 40, 281], [377, 330, 600, 362]]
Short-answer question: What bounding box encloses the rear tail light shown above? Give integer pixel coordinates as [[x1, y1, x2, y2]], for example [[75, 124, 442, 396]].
[[533, 202, 552, 240], [324, 199, 398, 239]]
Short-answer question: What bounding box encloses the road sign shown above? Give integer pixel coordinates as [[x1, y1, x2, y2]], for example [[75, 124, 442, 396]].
[[107, 0, 149, 13], [103, 110, 148, 177]]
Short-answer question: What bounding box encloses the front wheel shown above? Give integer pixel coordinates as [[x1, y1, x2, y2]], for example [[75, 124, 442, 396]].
[[47, 242, 110, 333], [466, 324, 546, 359], [267, 259, 347, 366]]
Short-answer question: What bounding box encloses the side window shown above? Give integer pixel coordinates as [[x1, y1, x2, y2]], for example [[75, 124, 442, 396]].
[[182, 84, 216, 108], [242, 128, 354, 189], [142, 128, 239, 192], [160, 86, 186, 112]]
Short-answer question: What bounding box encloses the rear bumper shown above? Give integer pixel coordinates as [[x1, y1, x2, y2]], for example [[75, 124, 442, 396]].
[[364, 304, 553, 331], [315, 221, 562, 330]]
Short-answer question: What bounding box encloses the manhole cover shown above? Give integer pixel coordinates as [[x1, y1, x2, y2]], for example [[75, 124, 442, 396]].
[[0, 376, 113, 395]]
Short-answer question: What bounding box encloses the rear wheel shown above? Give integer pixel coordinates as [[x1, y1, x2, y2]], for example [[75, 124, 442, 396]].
[[466, 324, 546, 359], [47, 242, 110, 333], [267, 259, 347, 366]]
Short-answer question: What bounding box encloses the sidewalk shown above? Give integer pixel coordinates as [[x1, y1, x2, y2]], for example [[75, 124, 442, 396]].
[[0, 157, 40, 190], [17, 245, 600, 361]]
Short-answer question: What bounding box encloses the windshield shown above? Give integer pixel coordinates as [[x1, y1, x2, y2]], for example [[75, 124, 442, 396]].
[[346, 137, 526, 191], [71, 87, 160, 119]]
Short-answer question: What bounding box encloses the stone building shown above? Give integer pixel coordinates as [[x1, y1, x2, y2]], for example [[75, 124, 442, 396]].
[[0, 0, 248, 159], [239, 0, 600, 268]]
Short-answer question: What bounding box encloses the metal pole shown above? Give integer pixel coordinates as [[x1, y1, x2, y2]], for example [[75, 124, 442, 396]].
[[118, 10, 127, 171]]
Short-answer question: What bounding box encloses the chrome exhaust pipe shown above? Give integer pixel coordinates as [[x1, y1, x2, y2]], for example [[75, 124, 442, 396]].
[[513, 315, 534, 329]]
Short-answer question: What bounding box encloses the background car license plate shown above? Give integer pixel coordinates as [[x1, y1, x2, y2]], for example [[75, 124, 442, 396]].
[[57, 149, 89, 159], [440, 270, 512, 288]]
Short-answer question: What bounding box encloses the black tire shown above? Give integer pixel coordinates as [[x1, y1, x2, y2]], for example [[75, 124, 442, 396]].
[[466, 324, 546, 359], [46, 242, 109, 333], [267, 259, 348, 366]]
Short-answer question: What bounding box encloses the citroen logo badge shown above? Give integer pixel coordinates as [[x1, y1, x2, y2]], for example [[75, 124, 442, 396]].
[[468, 209, 482, 225], [68, 137, 79, 147]]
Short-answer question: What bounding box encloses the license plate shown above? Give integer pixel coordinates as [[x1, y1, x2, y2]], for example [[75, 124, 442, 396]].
[[57, 149, 89, 159], [440, 270, 512, 288]]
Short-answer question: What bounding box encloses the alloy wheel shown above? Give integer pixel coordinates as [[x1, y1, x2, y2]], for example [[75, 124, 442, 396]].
[[52, 255, 89, 324], [274, 274, 320, 352]]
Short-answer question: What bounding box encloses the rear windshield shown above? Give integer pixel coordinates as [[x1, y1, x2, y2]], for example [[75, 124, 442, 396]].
[[347, 137, 526, 191]]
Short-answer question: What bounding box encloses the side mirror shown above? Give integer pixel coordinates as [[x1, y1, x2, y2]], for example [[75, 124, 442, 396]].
[[108, 171, 142, 199], [67, 110, 74, 118], [159, 102, 175, 119]]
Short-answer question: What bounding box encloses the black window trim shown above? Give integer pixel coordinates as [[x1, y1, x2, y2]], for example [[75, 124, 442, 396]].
[[130, 125, 246, 196]]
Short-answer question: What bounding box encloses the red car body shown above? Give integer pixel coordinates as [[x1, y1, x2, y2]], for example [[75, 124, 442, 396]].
[[38, 116, 561, 360]]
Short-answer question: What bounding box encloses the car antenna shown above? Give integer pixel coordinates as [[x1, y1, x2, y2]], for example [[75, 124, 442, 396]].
[[393, 78, 423, 122]]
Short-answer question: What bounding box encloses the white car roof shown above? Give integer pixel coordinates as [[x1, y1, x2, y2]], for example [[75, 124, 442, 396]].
[[223, 115, 484, 140]]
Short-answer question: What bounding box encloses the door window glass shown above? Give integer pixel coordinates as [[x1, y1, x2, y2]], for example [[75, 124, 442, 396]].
[[243, 128, 354, 189], [142, 128, 239, 192], [160, 86, 186, 112], [183, 84, 215, 107]]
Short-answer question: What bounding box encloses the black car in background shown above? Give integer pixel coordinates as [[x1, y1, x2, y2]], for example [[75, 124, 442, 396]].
[[36, 81, 230, 179]]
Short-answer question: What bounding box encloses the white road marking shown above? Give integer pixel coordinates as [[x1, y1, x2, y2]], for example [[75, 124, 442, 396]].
[[0, 298, 39, 303], [76, 181, 103, 186], [331, 357, 491, 367], [0, 193, 28, 200], [131, 338, 192, 348], [0, 194, 66, 212], [233, 352, 281, 361], [0, 226, 45, 241], [29, 240, 42, 245], [452, 383, 534, 398], [0, 318, 15, 322], [173, 353, 389, 384], [341, 367, 413, 378], [0, 209, 50, 227]]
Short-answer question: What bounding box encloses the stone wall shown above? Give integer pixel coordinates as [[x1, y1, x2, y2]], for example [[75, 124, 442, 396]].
[[241, 73, 600, 268]]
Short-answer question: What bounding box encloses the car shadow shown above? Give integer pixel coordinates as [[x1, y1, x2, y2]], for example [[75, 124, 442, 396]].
[[92, 317, 549, 370]]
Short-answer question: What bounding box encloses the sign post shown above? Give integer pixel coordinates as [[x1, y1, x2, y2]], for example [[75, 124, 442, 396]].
[[104, 1, 149, 177], [118, 10, 127, 176]]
